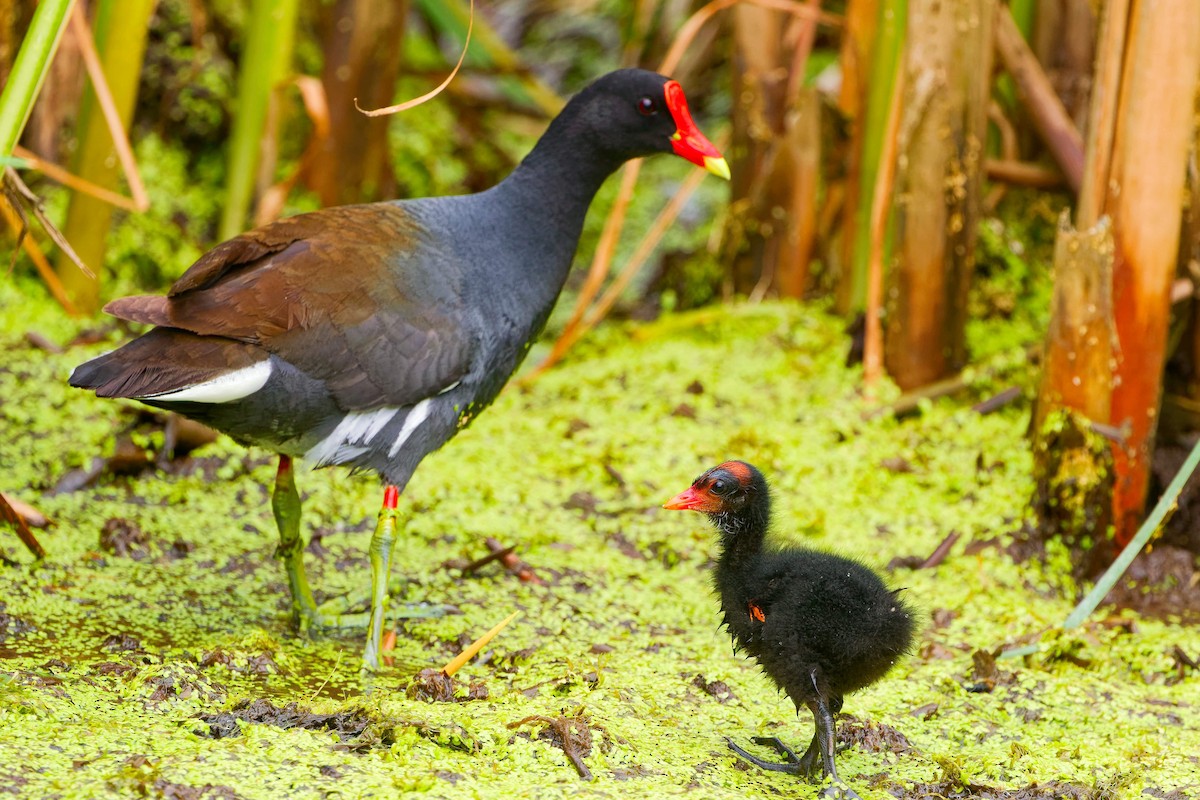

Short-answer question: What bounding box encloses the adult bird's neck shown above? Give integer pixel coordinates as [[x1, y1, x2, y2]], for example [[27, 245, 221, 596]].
[[489, 112, 627, 247]]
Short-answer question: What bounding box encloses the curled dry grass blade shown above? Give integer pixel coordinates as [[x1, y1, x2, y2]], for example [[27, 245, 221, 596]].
[[355, 0, 475, 117]]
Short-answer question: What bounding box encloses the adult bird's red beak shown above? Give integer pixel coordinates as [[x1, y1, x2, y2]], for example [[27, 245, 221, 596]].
[[663, 486, 707, 511], [664, 81, 730, 180]]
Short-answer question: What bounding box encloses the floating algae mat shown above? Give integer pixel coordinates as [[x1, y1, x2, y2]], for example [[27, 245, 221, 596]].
[[2, 278, 1198, 799]]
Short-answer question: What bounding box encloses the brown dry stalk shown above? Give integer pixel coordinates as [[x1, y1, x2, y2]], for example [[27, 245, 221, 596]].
[[255, 76, 330, 225], [862, 61, 905, 402], [530, 131, 729, 375], [481, 537, 544, 585], [0, 491, 47, 560], [1076, 0, 1130, 229], [584, 153, 718, 328], [12, 146, 138, 212], [985, 159, 1063, 188], [660, 0, 842, 75], [1, 191, 80, 316], [69, 4, 149, 212], [992, 3, 1084, 192], [4, 167, 93, 279]]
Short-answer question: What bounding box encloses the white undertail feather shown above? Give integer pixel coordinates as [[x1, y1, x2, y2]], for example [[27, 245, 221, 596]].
[[306, 406, 401, 467], [388, 398, 432, 458], [139, 360, 273, 404]]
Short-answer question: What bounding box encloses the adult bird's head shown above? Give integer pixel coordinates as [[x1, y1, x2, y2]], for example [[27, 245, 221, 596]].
[[562, 69, 729, 179]]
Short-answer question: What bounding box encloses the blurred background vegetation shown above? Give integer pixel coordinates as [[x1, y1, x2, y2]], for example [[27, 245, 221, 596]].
[[4, 0, 1200, 576]]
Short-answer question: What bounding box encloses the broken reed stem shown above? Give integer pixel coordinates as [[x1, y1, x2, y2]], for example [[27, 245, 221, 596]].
[[482, 536, 544, 584], [442, 610, 520, 678]]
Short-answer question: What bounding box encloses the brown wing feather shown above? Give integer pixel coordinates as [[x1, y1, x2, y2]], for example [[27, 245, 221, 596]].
[[168, 216, 304, 296], [70, 328, 264, 399], [101, 203, 476, 411], [104, 295, 172, 326]]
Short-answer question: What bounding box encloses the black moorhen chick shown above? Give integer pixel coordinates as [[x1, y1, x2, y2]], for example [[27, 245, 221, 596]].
[[70, 69, 728, 670], [664, 461, 914, 797]]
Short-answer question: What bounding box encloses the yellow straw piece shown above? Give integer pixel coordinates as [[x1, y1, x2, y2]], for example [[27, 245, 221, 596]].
[[442, 610, 521, 678]]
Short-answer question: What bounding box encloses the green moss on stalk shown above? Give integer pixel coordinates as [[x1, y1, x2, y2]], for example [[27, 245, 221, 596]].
[[2, 280, 1198, 799]]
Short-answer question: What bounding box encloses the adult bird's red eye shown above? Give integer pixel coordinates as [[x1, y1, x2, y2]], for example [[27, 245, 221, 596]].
[[638, 96, 657, 116]]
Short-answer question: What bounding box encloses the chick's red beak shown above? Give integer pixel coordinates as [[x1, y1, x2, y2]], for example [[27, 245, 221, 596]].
[[663, 485, 712, 512], [664, 81, 730, 180]]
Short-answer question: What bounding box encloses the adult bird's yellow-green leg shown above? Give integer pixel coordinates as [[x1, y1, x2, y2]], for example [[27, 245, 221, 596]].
[[272, 455, 324, 632], [362, 484, 401, 671]]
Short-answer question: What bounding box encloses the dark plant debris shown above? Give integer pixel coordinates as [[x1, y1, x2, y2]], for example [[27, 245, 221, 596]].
[[197, 699, 378, 743], [507, 713, 610, 781], [691, 673, 736, 704], [100, 518, 151, 560], [837, 714, 911, 755], [405, 667, 488, 702], [966, 648, 1016, 693], [0, 602, 35, 643]]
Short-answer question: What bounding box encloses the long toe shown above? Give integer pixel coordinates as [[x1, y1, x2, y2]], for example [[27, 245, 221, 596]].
[[750, 736, 802, 765], [725, 738, 802, 775]]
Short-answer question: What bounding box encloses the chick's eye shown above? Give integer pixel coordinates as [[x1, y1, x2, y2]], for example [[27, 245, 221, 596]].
[[711, 479, 727, 494], [637, 96, 657, 116]]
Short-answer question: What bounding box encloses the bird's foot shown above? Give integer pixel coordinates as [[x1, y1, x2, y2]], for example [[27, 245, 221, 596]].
[[726, 737, 803, 775]]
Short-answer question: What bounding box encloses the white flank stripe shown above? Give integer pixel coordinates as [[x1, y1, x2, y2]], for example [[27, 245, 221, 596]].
[[305, 406, 401, 467], [142, 360, 272, 404], [388, 398, 432, 458]]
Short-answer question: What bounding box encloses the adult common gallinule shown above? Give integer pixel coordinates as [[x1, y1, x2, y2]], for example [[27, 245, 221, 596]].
[[70, 69, 728, 670], [664, 461, 914, 798]]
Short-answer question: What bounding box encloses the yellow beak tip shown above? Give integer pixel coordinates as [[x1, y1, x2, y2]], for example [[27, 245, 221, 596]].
[[705, 156, 731, 181]]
